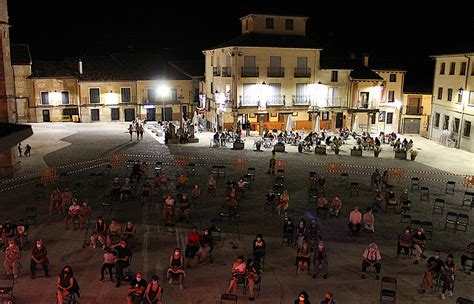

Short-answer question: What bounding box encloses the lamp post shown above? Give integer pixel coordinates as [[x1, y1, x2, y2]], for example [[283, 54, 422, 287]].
[[157, 85, 170, 122], [456, 87, 466, 148]]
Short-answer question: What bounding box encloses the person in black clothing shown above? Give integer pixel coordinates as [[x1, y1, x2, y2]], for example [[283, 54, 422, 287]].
[[127, 271, 147, 304], [17, 142, 22, 157], [112, 239, 132, 287], [57, 265, 80, 304], [252, 234, 266, 266], [295, 290, 311, 304], [283, 218, 295, 245], [31, 240, 49, 279], [421, 250, 445, 293], [25, 144, 32, 157], [198, 228, 214, 264]]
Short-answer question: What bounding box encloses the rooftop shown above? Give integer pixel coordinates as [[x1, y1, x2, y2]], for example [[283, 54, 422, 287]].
[[207, 32, 321, 50]]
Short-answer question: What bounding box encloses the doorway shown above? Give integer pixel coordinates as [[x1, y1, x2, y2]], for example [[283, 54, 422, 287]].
[[111, 108, 120, 121], [90, 109, 100, 122], [42, 110, 50, 122], [162, 108, 172, 121], [335, 113, 343, 128], [146, 108, 156, 121], [124, 109, 135, 122]]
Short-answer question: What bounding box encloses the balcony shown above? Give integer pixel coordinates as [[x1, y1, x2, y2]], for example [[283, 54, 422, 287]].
[[266, 95, 285, 106], [358, 101, 369, 109], [221, 67, 231, 77], [294, 68, 311, 78], [326, 97, 342, 107], [292, 95, 311, 106], [81, 97, 104, 104], [213, 67, 221, 76], [239, 95, 259, 106], [267, 67, 285, 77], [241, 67, 259, 77], [406, 106, 423, 115]]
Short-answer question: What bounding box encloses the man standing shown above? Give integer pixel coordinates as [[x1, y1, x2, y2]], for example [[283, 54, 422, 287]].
[[17, 142, 22, 157], [25, 144, 32, 157], [112, 239, 132, 287], [3, 239, 20, 278]]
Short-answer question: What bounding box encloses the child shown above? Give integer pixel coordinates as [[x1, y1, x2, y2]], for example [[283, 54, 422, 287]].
[[100, 247, 115, 282]]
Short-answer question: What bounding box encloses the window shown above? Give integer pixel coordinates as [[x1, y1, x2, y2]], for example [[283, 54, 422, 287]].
[[440, 62, 445, 75], [285, 19, 294, 30], [470, 91, 474, 105], [460, 62, 467, 75], [147, 88, 156, 102], [61, 91, 69, 104], [386, 112, 393, 124], [388, 90, 395, 102], [40, 92, 49, 105], [267, 83, 282, 105], [449, 62, 455, 75], [89, 88, 100, 104], [454, 118, 460, 133], [322, 111, 329, 120], [111, 108, 120, 121], [464, 120, 471, 138], [244, 56, 256, 67], [270, 56, 281, 67], [443, 115, 450, 130], [389, 74, 397, 82], [437, 87, 443, 100], [457, 91, 463, 103], [434, 113, 440, 128], [371, 113, 376, 124], [265, 18, 274, 29], [447, 88, 453, 101], [170, 89, 178, 101], [121, 88, 131, 103], [331, 71, 338, 82]]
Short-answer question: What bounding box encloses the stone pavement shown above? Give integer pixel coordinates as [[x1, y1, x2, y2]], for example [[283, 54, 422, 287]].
[[0, 122, 473, 304]]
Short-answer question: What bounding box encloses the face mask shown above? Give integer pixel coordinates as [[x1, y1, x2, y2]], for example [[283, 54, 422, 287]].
[[434, 256, 439, 260], [36, 244, 41, 248], [299, 296, 305, 301], [418, 232, 422, 235], [325, 297, 331, 301], [257, 238, 261, 241], [136, 277, 141, 282], [152, 280, 157, 284]]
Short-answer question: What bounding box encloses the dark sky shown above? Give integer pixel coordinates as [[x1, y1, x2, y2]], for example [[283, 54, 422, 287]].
[[7, 0, 474, 88]]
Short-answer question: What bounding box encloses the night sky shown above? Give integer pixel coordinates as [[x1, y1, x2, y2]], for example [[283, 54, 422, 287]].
[[7, 0, 474, 88]]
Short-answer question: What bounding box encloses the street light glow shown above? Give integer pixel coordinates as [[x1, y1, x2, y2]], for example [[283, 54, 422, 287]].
[[157, 85, 170, 98]]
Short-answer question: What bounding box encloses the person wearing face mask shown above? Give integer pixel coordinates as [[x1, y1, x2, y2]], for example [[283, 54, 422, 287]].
[[111, 239, 132, 287], [167, 248, 186, 289], [3, 239, 20, 278], [57, 266, 80, 304], [90, 216, 107, 249], [252, 234, 266, 266], [127, 271, 147, 304], [198, 228, 213, 264], [31, 239, 49, 279], [294, 290, 311, 304], [185, 227, 201, 267], [440, 254, 455, 299], [319, 292, 335, 304], [361, 243, 382, 280], [397, 227, 413, 259], [421, 250, 445, 293], [283, 218, 295, 246], [412, 227, 426, 264], [144, 275, 162, 304], [313, 241, 328, 279]]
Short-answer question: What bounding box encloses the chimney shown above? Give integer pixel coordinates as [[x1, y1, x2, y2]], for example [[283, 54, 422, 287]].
[[78, 59, 83, 74], [363, 53, 369, 67]]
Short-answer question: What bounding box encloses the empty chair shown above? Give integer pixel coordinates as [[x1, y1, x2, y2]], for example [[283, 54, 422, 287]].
[[0, 274, 15, 303], [400, 206, 411, 223], [462, 192, 474, 208], [154, 162, 163, 174], [445, 181, 456, 195], [456, 297, 474, 304], [210, 218, 222, 240], [187, 163, 196, 175], [350, 182, 359, 197], [247, 167, 256, 180], [444, 212, 458, 231], [25, 207, 37, 225], [456, 214, 469, 233], [411, 177, 420, 191], [220, 293, 238, 304], [34, 183, 45, 199], [211, 165, 219, 176], [410, 219, 422, 232], [432, 198, 445, 215], [73, 182, 84, 198], [340, 172, 349, 187], [218, 165, 227, 178], [163, 222, 176, 235], [309, 171, 317, 178], [421, 221, 433, 240], [420, 187, 430, 203], [379, 276, 397, 303], [308, 188, 318, 204]]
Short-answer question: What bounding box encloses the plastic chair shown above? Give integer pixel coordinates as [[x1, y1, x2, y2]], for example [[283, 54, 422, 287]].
[[379, 276, 397, 303], [420, 187, 429, 203], [0, 274, 15, 303], [456, 214, 469, 233], [220, 293, 238, 303], [462, 192, 474, 208], [35, 183, 45, 199], [444, 212, 458, 231], [456, 297, 474, 304], [350, 182, 359, 197], [445, 181, 455, 195], [410, 219, 422, 233], [411, 177, 420, 191], [432, 198, 445, 215], [247, 167, 256, 180], [421, 221, 433, 240], [340, 172, 349, 187], [25, 207, 37, 225]]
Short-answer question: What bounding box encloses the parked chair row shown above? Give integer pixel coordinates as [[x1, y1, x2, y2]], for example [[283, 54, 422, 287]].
[[445, 212, 469, 233]]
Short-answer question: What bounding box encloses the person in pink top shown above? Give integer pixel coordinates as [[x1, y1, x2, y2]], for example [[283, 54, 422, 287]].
[[361, 243, 382, 280], [348, 206, 362, 236], [65, 199, 81, 230]]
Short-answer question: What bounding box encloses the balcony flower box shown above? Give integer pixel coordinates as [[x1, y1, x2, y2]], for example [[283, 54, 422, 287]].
[[351, 148, 363, 157], [315, 145, 327, 155], [274, 142, 285, 152], [394, 150, 407, 160], [233, 141, 244, 150]]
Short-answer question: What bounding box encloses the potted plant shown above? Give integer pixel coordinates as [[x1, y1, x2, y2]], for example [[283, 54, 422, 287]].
[[394, 148, 407, 160], [409, 149, 418, 161], [374, 146, 382, 157], [254, 138, 263, 151], [334, 141, 342, 155]]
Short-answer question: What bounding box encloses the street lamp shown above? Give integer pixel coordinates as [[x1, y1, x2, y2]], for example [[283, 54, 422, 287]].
[[157, 85, 170, 121], [456, 87, 467, 148]]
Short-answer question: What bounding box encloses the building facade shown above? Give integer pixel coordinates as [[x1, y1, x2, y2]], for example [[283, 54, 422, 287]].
[[401, 92, 432, 137], [429, 53, 474, 151]]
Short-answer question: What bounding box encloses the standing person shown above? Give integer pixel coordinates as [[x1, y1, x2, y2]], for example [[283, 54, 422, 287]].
[[267, 150, 276, 174], [362, 207, 375, 234], [246, 121, 251, 136], [57, 266, 80, 304], [112, 239, 132, 287], [3, 239, 20, 278], [25, 144, 31, 157], [128, 124, 134, 141], [135, 122, 140, 140], [252, 234, 266, 266], [31, 240, 49, 279], [17, 142, 22, 157], [421, 250, 445, 293], [348, 207, 362, 236], [313, 241, 329, 279], [184, 227, 201, 267], [139, 124, 144, 140], [294, 291, 311, 304]]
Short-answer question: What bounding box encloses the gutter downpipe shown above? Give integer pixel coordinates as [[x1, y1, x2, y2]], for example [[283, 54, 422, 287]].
[[457, 54, 471, 149]]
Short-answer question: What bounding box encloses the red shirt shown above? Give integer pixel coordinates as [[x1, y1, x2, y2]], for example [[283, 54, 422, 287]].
[[188, 231, 200, 246]]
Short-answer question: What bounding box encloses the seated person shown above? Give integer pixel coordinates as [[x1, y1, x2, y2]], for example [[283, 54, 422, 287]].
[[440, 254, 455, 299], [90, 216, 107, 249], [141, 181, 152, 205], [65, 199, 81, 230], [245, 259, 261, 301], [371, 190, 384, 212], [370, 169, 381, 189], [316, 196, 329, 213], [127, 271, 147, 304], [316, 176, 327, 196], [236, 178, 246, 195], [106, 218, 122, 247], [397, 227, 413, 258], [277, 190, 290, 216], [175, 193, 191, 223], [162, 195, 175, 221], [112, 239, 132, 287], [421, 250, 444, 293], [130, 163, 141, 182], [167, 248, 186, 290], [157, 174, 168, 192], [307, 219, 321, 247], [191, 184, 201, 208], [100, 247, 115, 281], [330, 195, 342, 218], [296, 241, 311, 274], [177, 174, 187, 190], [122, 220, 136, 249], [120, 178, 132, 202], [295, 219, 307, 249], [252, 234, 266, 266], [461, 242, 474, 273], [139, 162, 149, 178], [110, 177, 121, 201], [79, 199, 92, 231], [144, 275, 162, 304], [207, 175, 216, 195], [348, 207, 362, 236], [185, 227, 201, 267], [226, 255, 246, 294], [295, 291, 310, 304], [400, 189, 410, 206], [362, 207, 375, 234], [265, 189, 276, 211], [15, 219, 28, 250], [381, 171, 389, 188], [49, 189, 62, 216], [57, 266, 80, 304], [4, 238, 20, 278], [198, 228, 214, 264], [320, 292, 335, 304], [412, 227, 426, 264], [1, 218, 15, 244], [283, 219, 295, 245], [313, 241, 328, 279], [361, 243, 382, 280]]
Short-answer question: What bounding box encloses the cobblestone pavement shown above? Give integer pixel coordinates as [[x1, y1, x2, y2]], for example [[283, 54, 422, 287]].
[[0, 123, 473, 304]]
